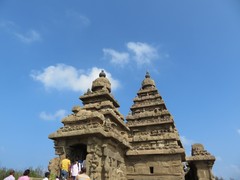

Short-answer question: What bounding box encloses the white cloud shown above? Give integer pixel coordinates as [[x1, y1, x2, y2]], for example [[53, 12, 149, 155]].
[[103, 48, 129, 66], [40, 109, 67, 121], [127, 42, 159, 66], [14, 30, 41, 44], [237, 129, 240, 135], [103, 42, 160, 67], [31, 64, 120, 92]]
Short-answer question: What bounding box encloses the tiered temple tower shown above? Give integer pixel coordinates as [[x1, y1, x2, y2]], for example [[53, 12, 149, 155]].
[[48, 71, 215, 180], [49, 70, 130, 180], [125, 72, 186, 179]]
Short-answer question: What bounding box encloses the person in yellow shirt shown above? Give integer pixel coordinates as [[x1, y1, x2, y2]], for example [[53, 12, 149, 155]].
[[60, 155, 71, 180]]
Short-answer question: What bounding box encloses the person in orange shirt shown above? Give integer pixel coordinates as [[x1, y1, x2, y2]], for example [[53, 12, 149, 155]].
[[60, 155, 71, 180]]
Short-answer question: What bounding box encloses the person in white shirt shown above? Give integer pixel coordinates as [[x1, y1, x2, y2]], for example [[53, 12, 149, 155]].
[[4, 170, 15, 180], [71, 161, 79, 180], [43, 172, 50, 180]]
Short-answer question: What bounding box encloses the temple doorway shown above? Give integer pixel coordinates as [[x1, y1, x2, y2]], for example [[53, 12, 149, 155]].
[[69, 143, 87, 163]]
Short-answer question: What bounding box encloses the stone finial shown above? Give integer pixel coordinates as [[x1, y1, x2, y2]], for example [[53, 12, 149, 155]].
[[145, 71, 150, 78], [99, 70, 106, 77], [91, 70, 111, 92], [141, 72, 155, 89]]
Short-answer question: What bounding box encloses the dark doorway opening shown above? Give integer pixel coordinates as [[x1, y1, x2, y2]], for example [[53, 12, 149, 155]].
[[69, 144, 87, 162]]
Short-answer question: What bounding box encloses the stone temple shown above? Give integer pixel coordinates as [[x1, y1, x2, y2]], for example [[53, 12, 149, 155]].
[[48, 71, 215, 180]]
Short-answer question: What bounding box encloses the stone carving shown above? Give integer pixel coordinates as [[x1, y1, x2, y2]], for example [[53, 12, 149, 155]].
[[116, 164, 125, 180], [54, 146, 64, 155], [102, 118, 117, 131], [48, 157, 60, 176], [104, 156, 110, 179], [192, 143, 211, 156], [127, 117, 172, 127]]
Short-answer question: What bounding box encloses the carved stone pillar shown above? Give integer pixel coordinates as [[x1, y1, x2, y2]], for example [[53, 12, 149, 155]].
[[194, 161, 214, 180], [87, 138, 103, 180]]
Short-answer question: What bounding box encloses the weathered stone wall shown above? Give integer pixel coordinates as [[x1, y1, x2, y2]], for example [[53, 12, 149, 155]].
[[102, 142, 127, 180], [126, 154, 184, 180]]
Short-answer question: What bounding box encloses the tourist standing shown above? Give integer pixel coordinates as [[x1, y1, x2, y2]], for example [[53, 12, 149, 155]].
[[43, 172, 50, 180], [3, 169, 15, 180], [71, 161, 79, 180], [77, 167, 90, 180], [82, 160, 86, 169], [18, 169, 30, 180], [60, 155, 71, 180]]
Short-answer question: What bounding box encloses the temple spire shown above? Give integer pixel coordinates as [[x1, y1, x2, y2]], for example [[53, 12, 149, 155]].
[[141, 71, 155, 89], [145, 71, 150, 78]]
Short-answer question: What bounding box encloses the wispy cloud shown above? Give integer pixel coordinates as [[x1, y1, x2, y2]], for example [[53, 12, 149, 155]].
[[103, 42, 161, 67], [40, 109, 67, 121], [66, 10, 90, 27], [0, 20, 41, 44], [0, 146, 5, 153], [216, 156, 223, 162], [0, 20, 16, 30], [127, 42, 159, 66], [103, 48, 129, 66], [230, 164, 240, 174], [14, 30, 41, 44], [31, 64, 120, 92], [180, 136, 195, 155], [180, 136, 195, 146]]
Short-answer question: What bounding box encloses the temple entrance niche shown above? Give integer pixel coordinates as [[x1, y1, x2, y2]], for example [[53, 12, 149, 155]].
[[69, 143, 87, 163]]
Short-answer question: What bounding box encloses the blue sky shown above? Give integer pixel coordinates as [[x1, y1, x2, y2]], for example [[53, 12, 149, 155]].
[[0, 0, 240, 179]]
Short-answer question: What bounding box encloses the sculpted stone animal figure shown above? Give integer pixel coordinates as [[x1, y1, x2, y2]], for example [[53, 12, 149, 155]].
[[48, 157, 60, 176]]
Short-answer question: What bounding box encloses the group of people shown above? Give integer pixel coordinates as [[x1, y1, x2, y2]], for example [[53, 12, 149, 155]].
[[3, 155, 90, 180], [3, 169, 51, 180], [60, 155, 90, 180]]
